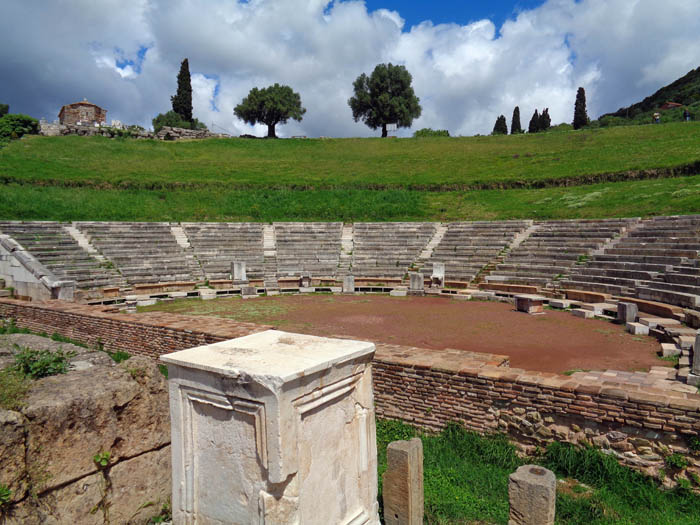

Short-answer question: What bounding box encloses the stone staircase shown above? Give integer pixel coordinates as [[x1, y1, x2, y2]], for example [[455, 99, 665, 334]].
[[337, 224, 354, 278], [263, 224, 279, 288]]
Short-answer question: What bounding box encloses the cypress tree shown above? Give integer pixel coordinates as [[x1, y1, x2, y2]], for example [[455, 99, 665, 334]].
[[573, 87, 589, 130], [171, 58, 193, 123], [539, 108, 551, 131], [492, 115, 508, 135], [528, 109, 540, 133], [511, 106, 522, 134]]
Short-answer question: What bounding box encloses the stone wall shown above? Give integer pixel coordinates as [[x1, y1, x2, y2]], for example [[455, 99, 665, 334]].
[[372, 357, 700, 483], [1, 298, 699, 485], [1, 355, 170, 524], [39, 123, 228, 141], [0, 299, 267, 359]]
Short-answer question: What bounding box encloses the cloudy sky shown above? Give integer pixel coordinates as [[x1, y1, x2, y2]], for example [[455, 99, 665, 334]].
[[1, 0, 699, 137]]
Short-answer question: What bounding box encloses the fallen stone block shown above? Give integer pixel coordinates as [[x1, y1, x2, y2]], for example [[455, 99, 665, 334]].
[[660, 343, 681, 358], [627, 322, 650, 336], [548, 299, 571, 309], [571, 308, 593, 319], [390, 288, 407, 297]]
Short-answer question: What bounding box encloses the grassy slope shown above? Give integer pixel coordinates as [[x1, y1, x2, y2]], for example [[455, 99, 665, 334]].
[[1, 123, 699, 221], [2, 123, 699, 189]]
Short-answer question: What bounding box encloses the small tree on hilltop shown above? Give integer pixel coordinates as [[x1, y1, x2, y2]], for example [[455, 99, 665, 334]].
[[510, 106, 522, 134], [348, 63, 422, 137], [539, 108, 551, 131], [234, 83, 306, 138], [492, 115, 508, 135], [0, 104, 8, 117], [573, 87, 589, 130], [171, 58, 193, 123], [528, 109, 540, 133]]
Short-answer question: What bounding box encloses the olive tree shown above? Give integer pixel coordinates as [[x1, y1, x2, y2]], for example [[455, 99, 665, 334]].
[[234, 83, 306, 138]]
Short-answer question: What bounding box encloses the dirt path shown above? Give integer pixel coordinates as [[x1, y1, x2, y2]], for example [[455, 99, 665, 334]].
[[139, 294, 666, 374]]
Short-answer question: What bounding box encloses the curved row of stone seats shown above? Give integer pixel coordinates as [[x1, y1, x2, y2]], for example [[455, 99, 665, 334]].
[[182, 222, 264, 280], [76, 222, 203, 285], [420, 221, 529, 282], [274, 222, 343, 278], [351, 222, 436, 278], [0, 221, 126, 289], [563, 216, 700, 308], [487, 219, 635, 287]]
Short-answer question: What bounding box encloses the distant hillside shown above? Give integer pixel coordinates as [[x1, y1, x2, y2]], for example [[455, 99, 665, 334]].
[[601, 66, 700, 120]]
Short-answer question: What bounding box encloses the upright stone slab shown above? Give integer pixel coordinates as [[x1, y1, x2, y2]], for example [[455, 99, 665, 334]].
[[300, 273, 312, 288], [382, 438, 423, 525], [409, 273, 424, 296], [431, 262, 445, 288], [162, 330, 379, 525], [617, 302, 638, 324], [688, 331, 700, 386], [508, 465, 556, 525], [343, 275, 355, 294], [232, 261, 247, 283]]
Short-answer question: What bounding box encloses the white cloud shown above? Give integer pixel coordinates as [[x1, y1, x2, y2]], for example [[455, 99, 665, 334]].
[[0, 0, 698, 136]]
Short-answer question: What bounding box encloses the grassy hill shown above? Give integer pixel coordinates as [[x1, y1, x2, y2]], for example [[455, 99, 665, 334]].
[[1, 122, 699, 221], [599, 66, 700, 125]]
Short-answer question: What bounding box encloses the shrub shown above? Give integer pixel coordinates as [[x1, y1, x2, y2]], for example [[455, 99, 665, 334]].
[[413, 128, 450, 137], [108, 350, 131, 363], [0, 114, 39, 139], [152, 110, 207, 134], [665, 453, 689, 470], [13, 346, 76, 379], [0, 103, 8, 117]]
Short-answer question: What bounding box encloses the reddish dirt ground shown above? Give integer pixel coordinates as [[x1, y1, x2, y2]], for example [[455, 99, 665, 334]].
[[150, 294, 667, 374]]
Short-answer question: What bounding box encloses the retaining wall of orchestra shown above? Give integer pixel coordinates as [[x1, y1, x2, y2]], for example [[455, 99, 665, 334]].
[[1, 298, 699, 483]]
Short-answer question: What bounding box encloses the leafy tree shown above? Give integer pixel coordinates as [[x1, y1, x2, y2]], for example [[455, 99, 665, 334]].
[[234, 83, 306, 138], [171, 58, 193, 122], [539, 108, 551, 131], [152, 110, 207, 134], [573, 87, 589, 130], [348, 63, 422, 137], [492, 115, 508, 135], [510, 106, 522, 134], [0, 104, 8, 117], [528, 109, 540, 133]]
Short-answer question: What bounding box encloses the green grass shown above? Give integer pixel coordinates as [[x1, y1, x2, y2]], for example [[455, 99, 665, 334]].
[[1, 174, 699, 222], [376, 420, 700, 525], [2, 123, 699, 221], [2, 123, 699, 190]]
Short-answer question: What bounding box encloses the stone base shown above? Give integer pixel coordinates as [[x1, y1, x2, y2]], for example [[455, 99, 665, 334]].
[[627, 322, 650, 336], [660, 343, 681, 358], [548, 299, 571, 309], [452, 294, 471, 301], [390, 290, 408, 297], [687, 373, 700, 387], [571, 308, 593, 319], [407, 290, 425, 296], [299, 286, 316, 293]]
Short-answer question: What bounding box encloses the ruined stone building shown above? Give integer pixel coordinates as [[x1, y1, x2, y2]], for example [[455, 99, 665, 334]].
[[58, 99, 107, 126]]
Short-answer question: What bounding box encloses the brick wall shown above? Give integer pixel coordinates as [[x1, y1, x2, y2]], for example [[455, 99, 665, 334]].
[[0, 299, 267, 358]]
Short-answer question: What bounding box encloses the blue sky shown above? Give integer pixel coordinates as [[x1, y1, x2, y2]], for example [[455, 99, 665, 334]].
[[1, 0, 698, 137], [364, 0, 546, 31]]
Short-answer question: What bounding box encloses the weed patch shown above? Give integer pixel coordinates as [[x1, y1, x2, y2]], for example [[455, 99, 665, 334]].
[[12, 346, 76, 379], [0, 367, 30, 410]]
